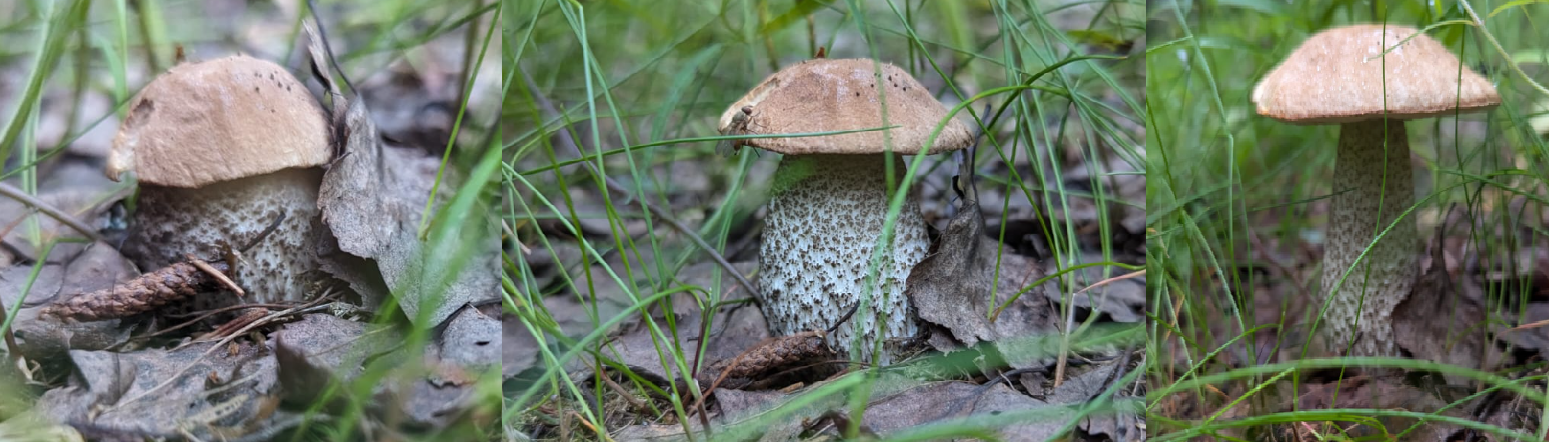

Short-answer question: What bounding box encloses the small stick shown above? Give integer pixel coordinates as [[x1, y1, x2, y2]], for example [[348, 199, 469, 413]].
[[116, 298, 334, 409], [0, 182, 106, 244], [186, 254, 243, 297], [238, 211, 287, 254]]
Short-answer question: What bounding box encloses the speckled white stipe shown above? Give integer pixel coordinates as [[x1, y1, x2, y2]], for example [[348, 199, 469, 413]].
[[759, 154, 928, 365], [1320, 119, 1418, 357], [123, 167, 325, 306]]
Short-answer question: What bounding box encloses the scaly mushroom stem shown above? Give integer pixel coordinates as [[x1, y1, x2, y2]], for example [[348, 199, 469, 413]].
[[124, 168, 326, 304], [759, 154, 929, 365], [1321, 118, 1418, 357]]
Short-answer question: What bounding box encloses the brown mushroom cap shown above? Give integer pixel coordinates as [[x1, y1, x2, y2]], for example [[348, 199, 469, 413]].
[[109, 55, 331, 188], [1252, 24, 1500, 125], [719, 58, 973, 155]]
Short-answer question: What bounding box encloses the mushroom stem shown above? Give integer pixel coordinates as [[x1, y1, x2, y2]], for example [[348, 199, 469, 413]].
[[759, 154, 929, 365], [1322, 118, 1418, 357], [124, 168, 325, 304]]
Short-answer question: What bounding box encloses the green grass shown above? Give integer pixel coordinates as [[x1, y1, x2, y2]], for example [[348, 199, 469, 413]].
[[505, 0, 1144, 439], [1148, 0, 1549, 439], [0, 0, 502, 440]]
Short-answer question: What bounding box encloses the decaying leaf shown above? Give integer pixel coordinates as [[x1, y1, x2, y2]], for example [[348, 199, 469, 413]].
[[1285, 376, 1468, 441], [859, 381, 1072, 442], [437, 303, 501, 371], [587, 262, 767, 385], [304, 20, 498, 327], [312, 56, 389, 258], [1394, 225, 1503, 384], [272, 313, 378, 410], [272, 311, 496, 429], [1044, 355, 1144, 441], [1041, 253, 1145, 324], [0, 159, 128, 268], [35, 340, 279, 440], [634, 372, 1076, 442], [502, 309, 538, 379], [3, 243, 137, 360], [905, 160, 1056, 368]]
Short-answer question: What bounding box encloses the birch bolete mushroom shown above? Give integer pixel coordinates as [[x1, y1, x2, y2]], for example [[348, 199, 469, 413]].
[[720, 58, 973, 364], [108, 55, 332, 303], [1252, 24, 1499, 356]]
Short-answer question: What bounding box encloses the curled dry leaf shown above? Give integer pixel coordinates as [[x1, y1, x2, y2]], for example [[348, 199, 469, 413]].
[[304, 21, 498, 327], [1393, 227, 1503, 384], [906, 167, 1056, 369]]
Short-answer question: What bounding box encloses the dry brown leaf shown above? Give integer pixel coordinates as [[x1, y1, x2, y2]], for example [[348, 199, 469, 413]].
[[305, 22, 497, 327], [1288, 376, 1467, 441], [858, 381, 1070, 441], [905, 160, 1056, 369], [35, 340, 278, 440], [594, 262, 767, 385], [3, 243, 136, 360], [1393, 229, 1503, 384]]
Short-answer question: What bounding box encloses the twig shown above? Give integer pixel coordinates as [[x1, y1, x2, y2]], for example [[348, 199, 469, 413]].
[[594, 358, 651, 414], [186, 254, 243, 297], [0, 182, 105, 243], [116, 297, 332, 408], [1053, 269, 1146, 388], [114, 301, 308, 348], [517, 68, 760, 301], [236, 210, 286, 254]]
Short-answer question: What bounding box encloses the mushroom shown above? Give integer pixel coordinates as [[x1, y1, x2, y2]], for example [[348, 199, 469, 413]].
[[1252, 24, 1500, 356], [720, 58, 973, 364], [109, 55, 333, 304]]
